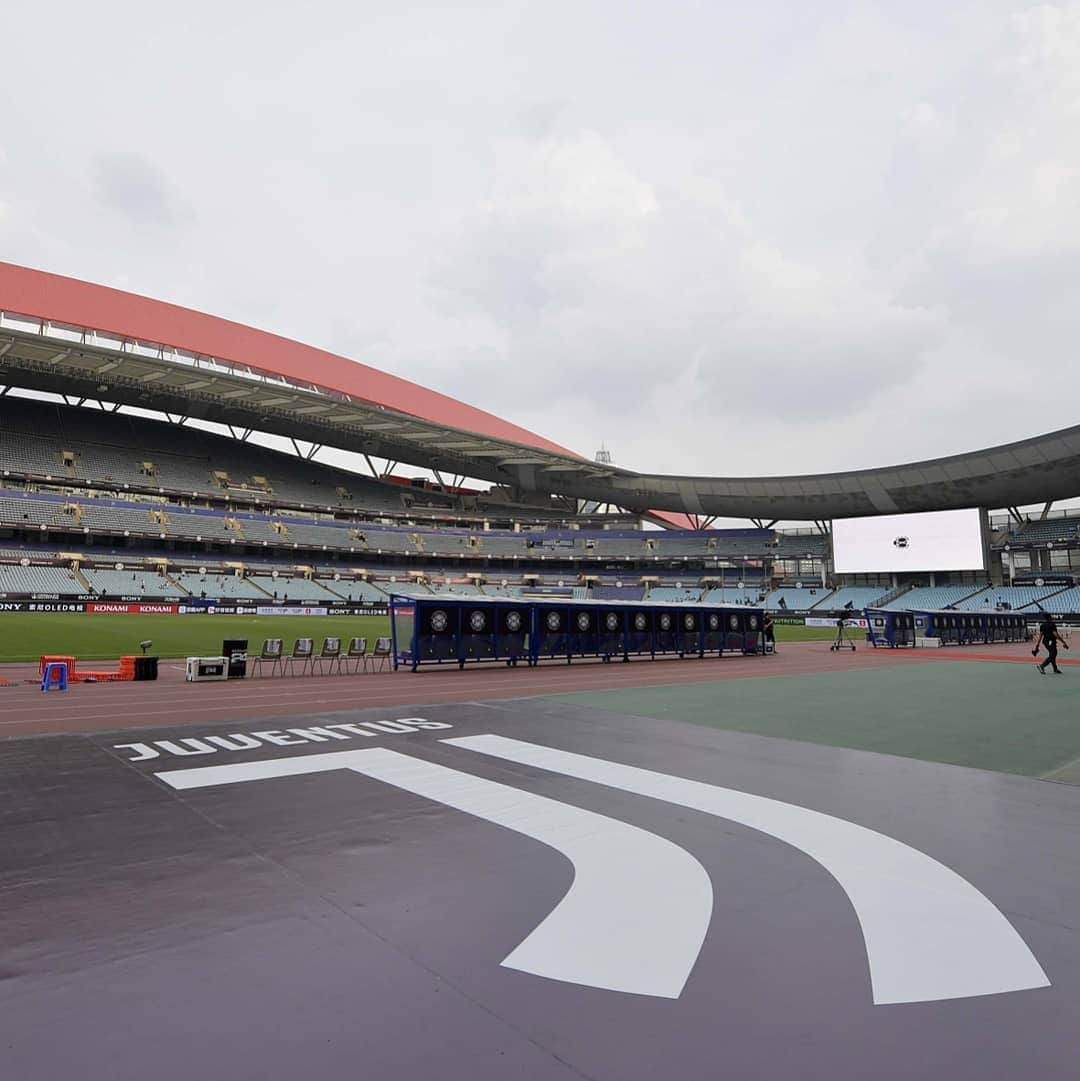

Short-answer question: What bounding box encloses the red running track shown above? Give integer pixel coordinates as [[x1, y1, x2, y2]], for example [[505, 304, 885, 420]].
[[0, 641, 1067, 739]]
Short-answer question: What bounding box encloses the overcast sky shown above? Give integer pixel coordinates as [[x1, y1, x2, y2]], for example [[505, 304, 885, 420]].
[[2, 1, 1079, 482]]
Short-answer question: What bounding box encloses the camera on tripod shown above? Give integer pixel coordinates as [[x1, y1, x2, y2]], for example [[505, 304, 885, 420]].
[[830, 608, 857, 652]]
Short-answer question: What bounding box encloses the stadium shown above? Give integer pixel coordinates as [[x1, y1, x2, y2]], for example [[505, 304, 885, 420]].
[[4, 257, 1080, 1080]]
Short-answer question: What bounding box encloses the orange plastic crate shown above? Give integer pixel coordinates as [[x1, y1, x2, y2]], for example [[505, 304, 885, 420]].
[[39, 655, 77, 676]]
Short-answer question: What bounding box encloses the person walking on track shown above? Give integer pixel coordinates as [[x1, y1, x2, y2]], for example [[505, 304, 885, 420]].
[[1033, 615, 1068, 674]]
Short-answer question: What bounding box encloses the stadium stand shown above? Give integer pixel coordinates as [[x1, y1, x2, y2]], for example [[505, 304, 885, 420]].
[[1030, 586, 1080, 613], [647, 587, 704, 603], [701, 588, 763, 605], [883, 586, 983, 611], [764, 587, 834, 611], [954, 586, 1063, 611], [0, 563, 84, 595], [819, 587, 890, 610], [591, 585, 646, 601], [246, 575, 343, 602], [173, 573, 270, 600], [319, 580, 387, 604], [1006, 518, 1080, 545], [0, 398, 417, 513], [80, 568, 177, 596], [383, 582, 434, 596]]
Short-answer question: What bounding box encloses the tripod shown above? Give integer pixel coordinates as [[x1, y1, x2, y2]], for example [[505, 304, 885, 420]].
[[829, 617, 857, 652]]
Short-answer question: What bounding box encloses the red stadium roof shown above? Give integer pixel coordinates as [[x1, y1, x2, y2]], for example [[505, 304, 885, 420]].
[[0, 261, 578, 459], [0, 261, 698, 529]]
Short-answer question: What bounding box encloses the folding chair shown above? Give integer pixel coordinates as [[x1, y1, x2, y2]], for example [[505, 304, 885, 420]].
[[311, 636, 343, 676], [370, 636, 393, 672], [344, 637, 368, 674], [282, 637, 314, 676], [249, 638, 283, 678]]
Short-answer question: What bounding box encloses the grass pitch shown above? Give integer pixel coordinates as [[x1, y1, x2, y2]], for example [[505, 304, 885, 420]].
[[0, 612, 392, 663], [0, 613, 848, 663]]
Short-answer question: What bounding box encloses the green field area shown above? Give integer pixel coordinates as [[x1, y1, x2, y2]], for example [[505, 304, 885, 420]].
[[0, 614, 847, 661], [549, 661, 1080, 778], [0, 612, 391, 663], [0, 613, 846, 662], [770, 623, 864, 643]]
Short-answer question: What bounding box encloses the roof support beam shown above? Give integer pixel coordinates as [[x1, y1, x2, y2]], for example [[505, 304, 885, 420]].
[[288, 438, 323, 460], [1040, 501, 1054, 520]]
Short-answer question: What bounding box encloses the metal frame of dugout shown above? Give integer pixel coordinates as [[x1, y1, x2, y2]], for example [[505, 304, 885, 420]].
[[866, 607, 1027, 648], [389, 595, 767, 671]]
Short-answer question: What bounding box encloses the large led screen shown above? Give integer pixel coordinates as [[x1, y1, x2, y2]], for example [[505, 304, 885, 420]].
[[831, 508, 985, 573]]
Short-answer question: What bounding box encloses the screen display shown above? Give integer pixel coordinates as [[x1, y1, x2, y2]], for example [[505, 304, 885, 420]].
[[831, 508, 985, 573]]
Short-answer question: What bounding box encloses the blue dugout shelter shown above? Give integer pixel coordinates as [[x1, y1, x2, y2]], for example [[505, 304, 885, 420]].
[[866, 607, 1027, 648], [389, 595, 767, 671]]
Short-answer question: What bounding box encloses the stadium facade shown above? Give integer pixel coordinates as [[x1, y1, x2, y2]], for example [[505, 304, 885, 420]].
[[3, 261, 1080, 616]]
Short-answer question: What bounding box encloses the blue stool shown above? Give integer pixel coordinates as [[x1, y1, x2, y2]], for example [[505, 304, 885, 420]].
[[41, 662, 68, 692]]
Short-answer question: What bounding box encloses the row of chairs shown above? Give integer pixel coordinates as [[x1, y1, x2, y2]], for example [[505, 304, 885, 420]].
[[249, 636, 392, 677]]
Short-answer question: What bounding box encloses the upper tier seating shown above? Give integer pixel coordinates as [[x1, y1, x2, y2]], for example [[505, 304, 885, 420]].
[[0, 398, 421, 513], [0, 488, 834, 566], [1006, 518, 1080, 545]]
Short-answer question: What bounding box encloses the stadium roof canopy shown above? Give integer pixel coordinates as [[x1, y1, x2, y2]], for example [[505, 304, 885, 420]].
[[2, 261, 1079, 524]]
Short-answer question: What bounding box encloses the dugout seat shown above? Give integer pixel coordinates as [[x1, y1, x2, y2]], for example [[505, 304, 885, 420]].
[[311, 636, 343, 675], [370, 637, 392, 672], [344, 637, 368, 673], [282, 637, 314, 676], [250, 638, 283, 678]]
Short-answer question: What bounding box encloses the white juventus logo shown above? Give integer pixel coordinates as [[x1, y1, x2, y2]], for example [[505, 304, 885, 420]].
[[155, 736, 1049, 1005]]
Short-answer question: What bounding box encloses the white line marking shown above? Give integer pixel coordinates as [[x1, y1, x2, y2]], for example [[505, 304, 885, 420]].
[[445, 734, 1050, 1005], [155, 748, 712, 999]]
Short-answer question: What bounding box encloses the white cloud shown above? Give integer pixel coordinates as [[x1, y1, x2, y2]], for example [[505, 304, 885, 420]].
[[1, 0, 1078, 491]]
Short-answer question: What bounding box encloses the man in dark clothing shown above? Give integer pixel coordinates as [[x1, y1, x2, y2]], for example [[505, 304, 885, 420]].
[[1034, 616, 1068, 674], [763, 614, 776, 654]]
